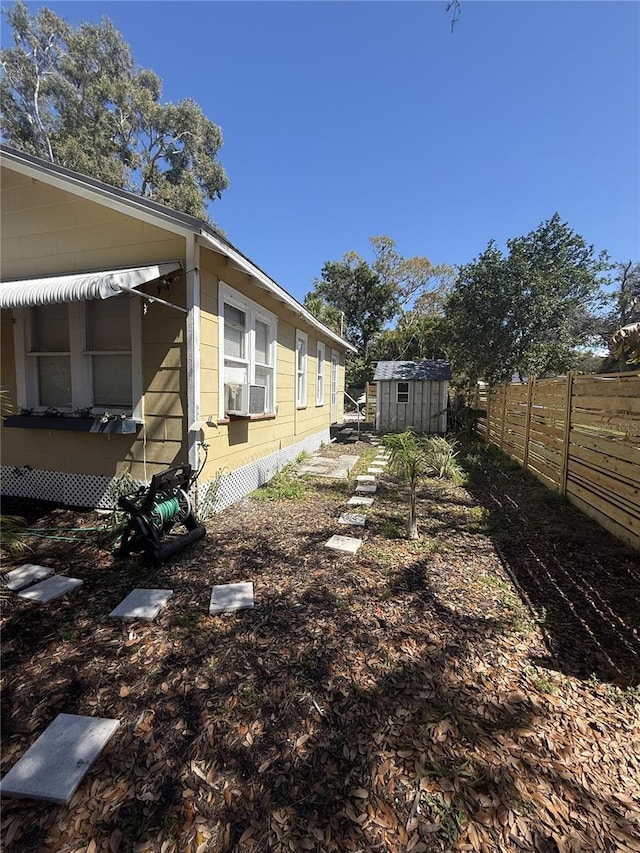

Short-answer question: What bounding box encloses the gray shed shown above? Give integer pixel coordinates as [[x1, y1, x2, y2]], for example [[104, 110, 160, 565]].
[[372, 360, 451, 433]]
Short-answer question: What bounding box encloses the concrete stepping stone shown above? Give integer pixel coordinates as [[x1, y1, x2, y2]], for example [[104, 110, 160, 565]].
[[17, 576, 83, 604], [368, 467, 384, 474], [0, 713, 119, 804], [355, 484, 377, 494], [210, 582, 254, 615], [348, 495, 374, 506], [109, 589, 173, 621], [356, 474, 375, 483], [4, 564, 55, 591], [338, 512, 366, 527], [338, 455, 360, 469], [324, 535, 362, 554]]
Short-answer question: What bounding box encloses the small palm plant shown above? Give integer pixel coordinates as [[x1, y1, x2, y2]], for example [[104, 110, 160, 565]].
[[382, 429, 462, 539], [382, 429, 428, 540]]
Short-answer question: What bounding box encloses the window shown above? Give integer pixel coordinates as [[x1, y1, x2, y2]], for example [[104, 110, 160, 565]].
[[219, 282, 277, 418], [296, 330, 308, 407], [17, 296, 140, 416], [397, 381, 410, 404], [316, 341, 325, 406], [331, 350, 339, 406]]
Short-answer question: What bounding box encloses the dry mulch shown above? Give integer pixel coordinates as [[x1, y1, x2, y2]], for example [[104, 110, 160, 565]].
[[1, 439, 639, 853]]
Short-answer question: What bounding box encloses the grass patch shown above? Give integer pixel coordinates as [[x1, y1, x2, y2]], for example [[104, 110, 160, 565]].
[[587, 674, 640, 708], [480, 573, 512, 592], [467, 505, 490, 532], [375, 517, 403, 539], [420, 792, 468, 844], [252, 464, 310, 501]]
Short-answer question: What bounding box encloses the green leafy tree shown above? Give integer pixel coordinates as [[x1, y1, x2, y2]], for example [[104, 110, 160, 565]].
[[601, 261, 640, 336], [1, 1, 228, 217], [302, 293, 343, 337], [368, 315, 449, 362], [309, 252, 397, 353], [369, 235, 454, 318], [445, 214, 609, 385]]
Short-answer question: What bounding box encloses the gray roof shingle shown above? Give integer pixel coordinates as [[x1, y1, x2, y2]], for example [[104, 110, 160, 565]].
[[372, 360, 452, 382]]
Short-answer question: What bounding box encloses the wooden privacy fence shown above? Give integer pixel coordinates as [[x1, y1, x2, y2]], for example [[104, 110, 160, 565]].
[[365, 382, 377, 424], [472, 372, 640, 551]]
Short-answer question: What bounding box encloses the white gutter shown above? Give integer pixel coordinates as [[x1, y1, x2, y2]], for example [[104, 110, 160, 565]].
[[196, 231, 358, 353], [186, 239, 201, 471]]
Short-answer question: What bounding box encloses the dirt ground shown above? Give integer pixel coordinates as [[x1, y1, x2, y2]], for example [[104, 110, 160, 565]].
[[1, 439, 639, 853]]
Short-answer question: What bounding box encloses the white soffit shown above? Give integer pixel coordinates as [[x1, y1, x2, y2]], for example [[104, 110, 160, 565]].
[[196, 232, 358, 353], [0, 262, 182, 308]]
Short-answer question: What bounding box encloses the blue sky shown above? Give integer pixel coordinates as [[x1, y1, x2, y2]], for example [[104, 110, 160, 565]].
[[5, 1, 639, 302]]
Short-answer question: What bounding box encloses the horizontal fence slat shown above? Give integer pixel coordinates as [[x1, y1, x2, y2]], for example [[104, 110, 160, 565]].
[[570, 410, 640, 437], [572, 394, 640, 414], [567, 492, 640, 551], [567, 460, 640, 514], [569, 428, 639, 465], [569, 443, 640, 488], [572, 376, 640, 397], [475, 373, 640, 550], [567, 480, 640, 538], [527, 458, 563, 490]]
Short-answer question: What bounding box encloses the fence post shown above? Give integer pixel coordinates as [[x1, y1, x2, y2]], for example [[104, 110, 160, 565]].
[[500, 382, 508, 450], [523, 376, 534, 471], [560, 371, 575, 495]]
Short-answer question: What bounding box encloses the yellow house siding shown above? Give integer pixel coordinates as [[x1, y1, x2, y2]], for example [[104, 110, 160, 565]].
[[195, 247, 345, 484], [1, 167, 185, 280], [0, 168, 189, 483]]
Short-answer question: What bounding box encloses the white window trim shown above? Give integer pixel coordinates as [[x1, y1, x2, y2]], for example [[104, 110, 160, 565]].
[[296, 329, 308, 408], [397, 381, 410, 404], [13, 297, 142, 420], [330, 349, 339, 407], [316, 341, 325, 406], [218, 281, 278, 420]]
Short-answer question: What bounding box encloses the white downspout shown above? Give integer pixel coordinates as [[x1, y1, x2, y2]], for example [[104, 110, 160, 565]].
[[186, 238, 201, 472]]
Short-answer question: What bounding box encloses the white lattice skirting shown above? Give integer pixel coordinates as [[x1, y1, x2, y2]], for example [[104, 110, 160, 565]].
[[198, 429, 331, 517], [0, 429, 331, 515]]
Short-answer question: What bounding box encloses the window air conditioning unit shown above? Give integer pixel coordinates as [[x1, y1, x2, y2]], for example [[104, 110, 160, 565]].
[[225, 383, 267, 416]]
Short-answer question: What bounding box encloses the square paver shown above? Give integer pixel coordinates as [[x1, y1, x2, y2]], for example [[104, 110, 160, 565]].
[[368, 467, 384, 474], [338, 455, 360, 469], [348, 495, 374, 506], [109, 589, 174, 621], [210, 582, 254, 615], [355, 484, 377, 494], [4, 564, 55, 591], [338, 512, 366, 527], [324, 535, 362, 554], [0, 714, 120, 804], [17, 576, 83, 604], [356, 475, 375, 483]]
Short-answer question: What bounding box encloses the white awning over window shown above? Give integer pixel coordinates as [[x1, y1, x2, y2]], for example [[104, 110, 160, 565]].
[[0, 262, 182, 308]]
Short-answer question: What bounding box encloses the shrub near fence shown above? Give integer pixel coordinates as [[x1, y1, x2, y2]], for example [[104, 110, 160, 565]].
[[473, 372, 640, 551]]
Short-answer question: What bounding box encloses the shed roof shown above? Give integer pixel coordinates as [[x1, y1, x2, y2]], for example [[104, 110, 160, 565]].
[[373, 360, 452, 382]]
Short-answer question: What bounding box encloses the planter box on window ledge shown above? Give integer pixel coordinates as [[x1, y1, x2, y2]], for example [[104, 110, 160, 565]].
[[90, 418, 139, 434], [3, 416, 141, 434]]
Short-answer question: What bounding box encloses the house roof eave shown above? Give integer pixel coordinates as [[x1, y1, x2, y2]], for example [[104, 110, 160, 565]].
[[1, 144, 356, 353]]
